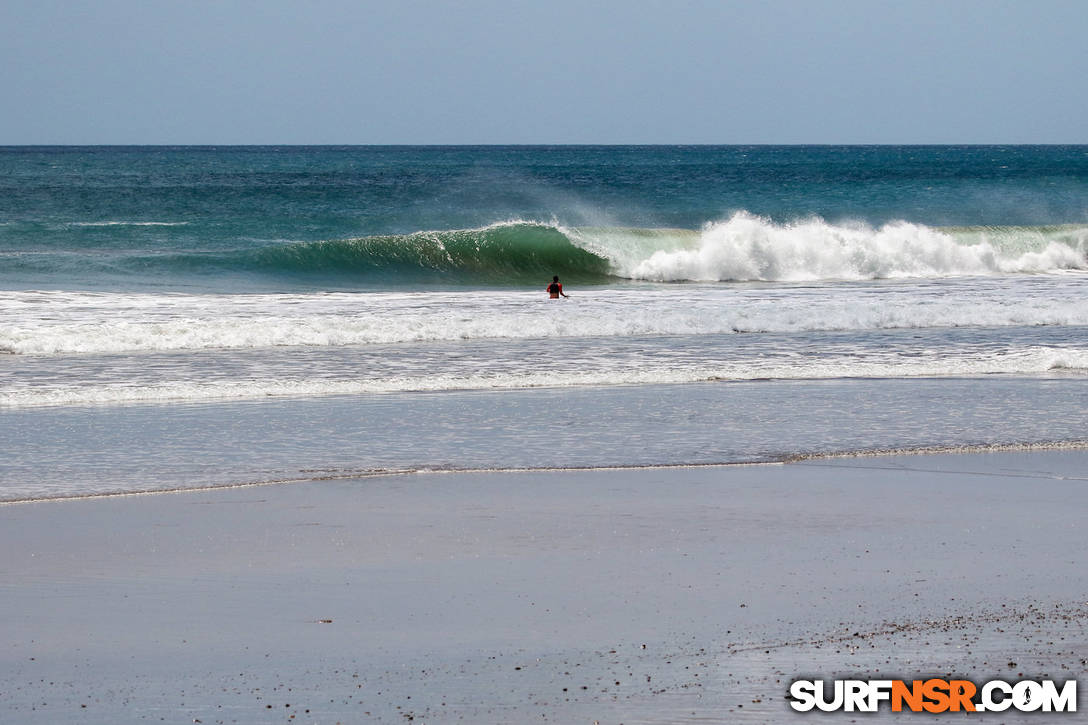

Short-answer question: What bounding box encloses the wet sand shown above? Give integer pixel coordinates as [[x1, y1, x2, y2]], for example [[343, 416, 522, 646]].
[[2, 450, 1087, 723]]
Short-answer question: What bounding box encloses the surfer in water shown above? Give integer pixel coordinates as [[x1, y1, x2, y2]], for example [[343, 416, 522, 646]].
[[547, 275, 569, 299]]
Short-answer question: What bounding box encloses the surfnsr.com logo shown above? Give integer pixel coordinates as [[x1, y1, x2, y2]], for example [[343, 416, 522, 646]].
[[789, 678, 1077, 713]]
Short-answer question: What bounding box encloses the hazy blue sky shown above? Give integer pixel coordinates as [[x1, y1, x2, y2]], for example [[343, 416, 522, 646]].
[[2, 0, 1086, 144]]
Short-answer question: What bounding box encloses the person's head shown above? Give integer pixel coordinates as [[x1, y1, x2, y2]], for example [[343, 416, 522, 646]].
[[553, 276, 559, 282]]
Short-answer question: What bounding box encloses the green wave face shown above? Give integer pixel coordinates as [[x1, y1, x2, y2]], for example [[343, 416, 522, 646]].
[[245, 223, 615, 284]]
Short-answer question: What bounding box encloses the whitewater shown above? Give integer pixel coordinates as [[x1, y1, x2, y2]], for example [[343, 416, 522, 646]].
[[4, 272, 1088, 408]]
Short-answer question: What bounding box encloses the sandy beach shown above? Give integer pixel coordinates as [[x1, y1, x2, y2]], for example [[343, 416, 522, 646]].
[[2, 449, 1086, 723]]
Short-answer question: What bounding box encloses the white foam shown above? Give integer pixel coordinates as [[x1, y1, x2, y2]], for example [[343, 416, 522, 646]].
[[621, 213, 1088, 281], [67, 221, 189, 227], [4, 279, 1088, 356]]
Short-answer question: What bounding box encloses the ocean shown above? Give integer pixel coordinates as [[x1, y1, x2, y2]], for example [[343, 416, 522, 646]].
[[2, 145, 1087, 500]]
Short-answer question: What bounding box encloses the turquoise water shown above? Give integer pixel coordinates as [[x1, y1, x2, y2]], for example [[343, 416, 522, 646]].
[[2, 146, 1087, 499]]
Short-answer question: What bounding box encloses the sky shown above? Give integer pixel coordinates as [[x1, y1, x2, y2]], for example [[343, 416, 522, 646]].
[[2, 0, 1086, 144]]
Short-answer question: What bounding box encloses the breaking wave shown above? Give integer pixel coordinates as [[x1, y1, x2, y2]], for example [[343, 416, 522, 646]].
[[235, 215, 1088, 283], [6, 216, 1086, 285]]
